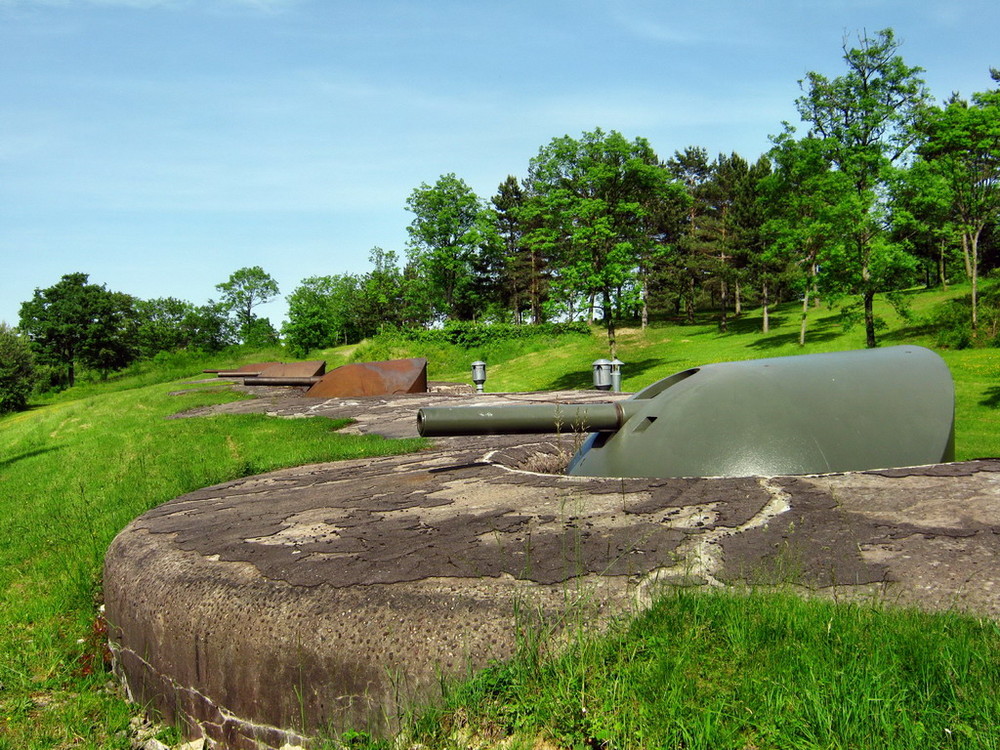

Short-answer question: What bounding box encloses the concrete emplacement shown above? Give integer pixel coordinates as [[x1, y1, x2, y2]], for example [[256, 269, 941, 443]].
[[104, 383, 1000, 750]]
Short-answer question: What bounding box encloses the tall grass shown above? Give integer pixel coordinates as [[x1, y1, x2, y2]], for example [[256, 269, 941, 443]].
[[409, 588, 1000, 749]]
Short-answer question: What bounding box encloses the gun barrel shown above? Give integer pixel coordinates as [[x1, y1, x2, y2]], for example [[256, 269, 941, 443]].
[[417, 402, 636, 437], [242, 376, 324, 386]]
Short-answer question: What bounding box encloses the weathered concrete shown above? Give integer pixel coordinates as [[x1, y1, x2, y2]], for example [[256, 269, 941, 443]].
[[104, 385, 1000, 749]]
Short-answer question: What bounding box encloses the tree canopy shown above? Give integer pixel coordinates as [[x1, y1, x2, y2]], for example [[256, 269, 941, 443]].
[[794, 28, 930, 347], [215, 266, 280, 341], [18, 273, 136, 386], [523, 128, 687, 354], [0, 323, 36, 413]]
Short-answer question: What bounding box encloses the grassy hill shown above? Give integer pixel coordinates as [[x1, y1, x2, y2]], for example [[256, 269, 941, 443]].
[[0, 285, 998, 748], [343, 285, 998, 461]]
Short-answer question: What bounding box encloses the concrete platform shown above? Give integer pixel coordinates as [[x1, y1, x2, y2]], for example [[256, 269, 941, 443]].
[[104, 385, 1000, 749]]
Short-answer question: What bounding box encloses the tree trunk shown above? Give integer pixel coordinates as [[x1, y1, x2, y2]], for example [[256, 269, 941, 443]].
[[861, 237, 877, 348], [961, 234, 973, 281], [799, 287, 809, 347], [686, 277, 696, 324], [761, 281, 770, 334], [970, 229, 981, 331], [603, 289, 617, 358], [640, 273, 649, 329], [530, 248, 542, 324], [863, 290, 877, 348], [719, 276, 728, 332], [799, 258, 818, 346], [734, 279, 742, 316], [938, 241, 947, 289]]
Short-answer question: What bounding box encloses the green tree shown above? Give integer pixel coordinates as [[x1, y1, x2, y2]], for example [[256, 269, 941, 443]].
[[637, 177, 690, 327], [215, 266, 280, 340], [917, 73, 1000, 328], [889, 158, 961, 288], [18, 273, 137, 386], [492, 175, 549, 324], [283, 275, 361, 357], [702, 152, 754, 331], [405, 174, 498, 321], [181, 302, 237, 353], [133, 297, 196, 359], [0, 323, 36, 414], [729, 154, 772, 321], [524, 128, 684, 354], [796, 28, 928, 346], [356, 248, 409, 335], [665, 146, 714, 323], [241, 317, 280, 349], [762, 133, 854, 343]]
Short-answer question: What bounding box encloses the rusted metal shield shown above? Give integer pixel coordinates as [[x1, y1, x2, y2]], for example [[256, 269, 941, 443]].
[[257, 361, 326, 378], [215, 362, 282, 378], [305, 358, 428, 398]]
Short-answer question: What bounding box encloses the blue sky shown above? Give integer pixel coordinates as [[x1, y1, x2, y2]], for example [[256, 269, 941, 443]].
[[2, 0, 998, 329]]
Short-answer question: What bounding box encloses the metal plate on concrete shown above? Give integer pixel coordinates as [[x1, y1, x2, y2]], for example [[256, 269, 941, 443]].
[[215, 362, 282, 378], [305, 357, 427, 398], [257, 361, 326, 378]]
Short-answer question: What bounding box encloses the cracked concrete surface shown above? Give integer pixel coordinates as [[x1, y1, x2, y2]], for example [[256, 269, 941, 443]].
[[105, 382, 1000, 749]]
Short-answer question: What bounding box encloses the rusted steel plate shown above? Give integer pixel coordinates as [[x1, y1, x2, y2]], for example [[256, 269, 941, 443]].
[[257, 361, 326, 379], [215, 362, 282, 378], [305, 358, 427, 398]]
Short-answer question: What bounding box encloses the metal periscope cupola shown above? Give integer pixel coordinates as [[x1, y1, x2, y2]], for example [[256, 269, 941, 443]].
[[417, 346, 956, 478]]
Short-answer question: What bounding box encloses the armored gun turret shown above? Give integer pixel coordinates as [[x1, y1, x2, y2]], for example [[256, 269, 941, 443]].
[[416, 346, 956, 478]]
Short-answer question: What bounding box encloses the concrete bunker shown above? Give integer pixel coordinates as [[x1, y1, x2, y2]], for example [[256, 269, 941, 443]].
[[104, 348, 980, 750]]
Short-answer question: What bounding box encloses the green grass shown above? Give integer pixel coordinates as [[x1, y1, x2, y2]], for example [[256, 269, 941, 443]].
[[0, 377, 424, 749], [349, 286, 999, 460], [407, 588, 1000, 749], [1, 284, 998, 748]]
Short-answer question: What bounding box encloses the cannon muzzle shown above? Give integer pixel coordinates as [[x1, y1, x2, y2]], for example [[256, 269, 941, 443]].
[[415, 346, 956, 479]]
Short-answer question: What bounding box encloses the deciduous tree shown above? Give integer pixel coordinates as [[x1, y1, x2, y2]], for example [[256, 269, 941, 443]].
[[917, 73, 1000, 328], [0, 323, 36, 413], [405, 174, 499, 321], [215, 266, 279, 340], [796, 28, 928, 346], [283, 275, 361, 357], [762, 133, 853, 343], [524, 128, 684, 354], [133, 297, 195, 358], [18, 273, 136, 386]]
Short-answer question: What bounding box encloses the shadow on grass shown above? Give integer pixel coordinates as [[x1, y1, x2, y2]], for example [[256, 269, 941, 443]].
[[879, 323, 940, 343], [980, 386, 1000, 409], [543, 357, 674, 391], [0, 446, 61, 470], [746, 329, 840, 350], [722, 315, 787, 336]]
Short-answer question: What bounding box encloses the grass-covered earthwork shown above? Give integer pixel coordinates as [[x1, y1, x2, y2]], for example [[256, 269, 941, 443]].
[[0, 372, 423, 749], [1, 285, 998, 748]]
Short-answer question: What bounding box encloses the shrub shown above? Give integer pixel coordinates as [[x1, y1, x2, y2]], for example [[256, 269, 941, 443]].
[[0, 323, 37, 413], [390, 321, 591, 347], [933, 275, 1000, 349]]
